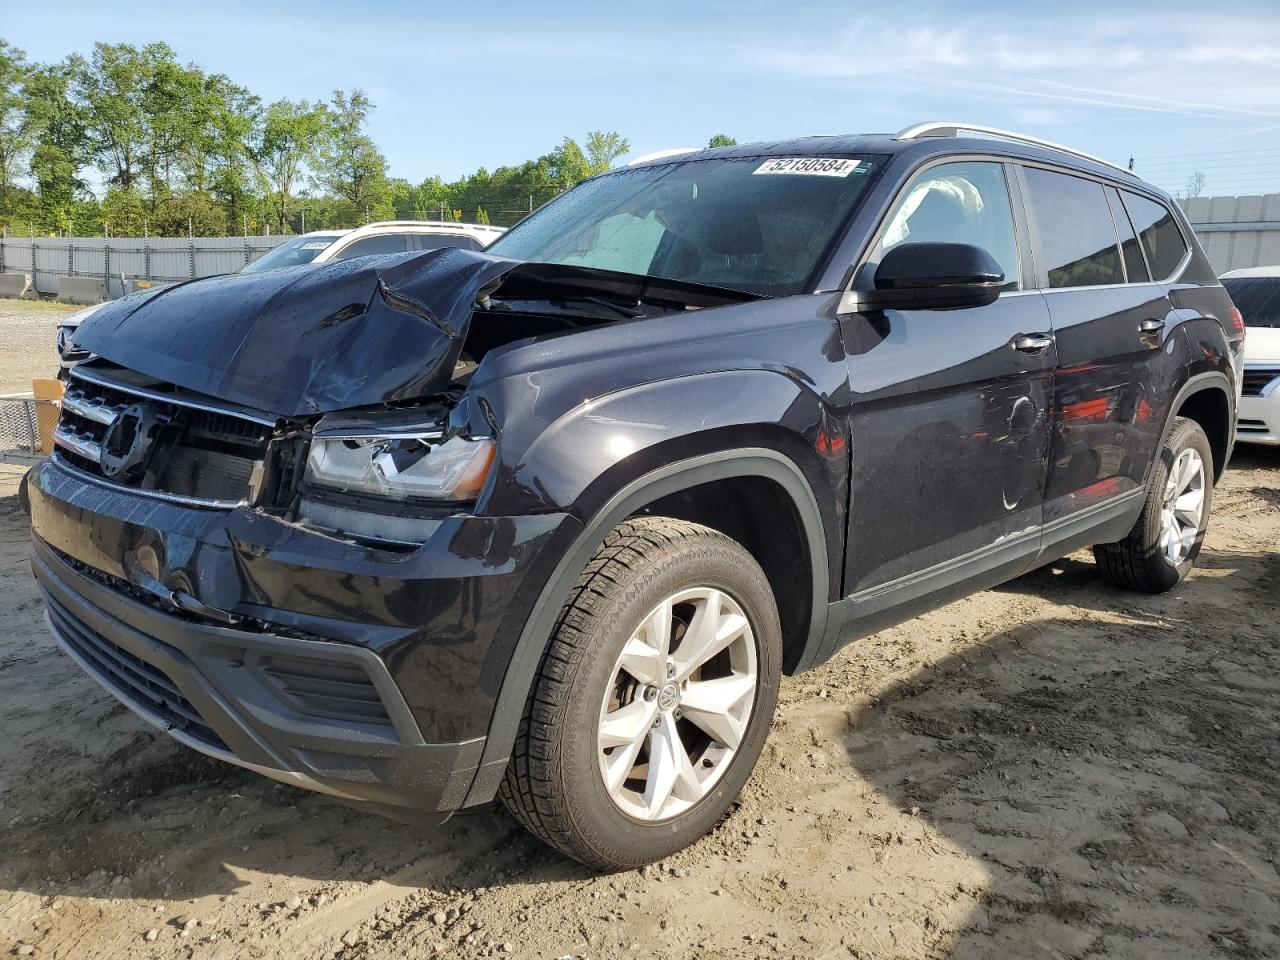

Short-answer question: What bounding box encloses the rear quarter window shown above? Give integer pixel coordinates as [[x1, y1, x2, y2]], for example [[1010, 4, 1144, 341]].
[[1122, 191, 1188, 281]]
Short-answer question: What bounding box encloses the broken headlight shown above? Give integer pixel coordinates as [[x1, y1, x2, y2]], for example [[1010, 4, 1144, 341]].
[[305, 434, 496, 502]]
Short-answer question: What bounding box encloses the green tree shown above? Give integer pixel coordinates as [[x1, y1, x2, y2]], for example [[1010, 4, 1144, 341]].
[[101, 186, 146, 235], [315, 90, 390, 218], [545, 137, 592, 186], [251, 98, 328, 233], [183, 73, 260, 231], [474, 206, 490, 225], [584, 130, 630, 173], [151, 191, 225, 236], [707, 133, 737, 149], [75, 42, 176, 192], [23, 58, 91, 231], [0, 39, 34, 214]]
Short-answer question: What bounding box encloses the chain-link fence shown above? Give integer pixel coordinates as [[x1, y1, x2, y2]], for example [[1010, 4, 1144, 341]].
[[0, 395, 48, 453], [0, 235, 290, 299]]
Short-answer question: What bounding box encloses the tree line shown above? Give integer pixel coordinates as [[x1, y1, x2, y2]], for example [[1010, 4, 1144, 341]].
[[0, 38, 737, 238]]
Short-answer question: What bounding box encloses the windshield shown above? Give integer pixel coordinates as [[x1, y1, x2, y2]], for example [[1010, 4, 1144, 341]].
[[488, 156, 879, 296], [240, 234, 342, 274], [1223, 277, 1280, 328]]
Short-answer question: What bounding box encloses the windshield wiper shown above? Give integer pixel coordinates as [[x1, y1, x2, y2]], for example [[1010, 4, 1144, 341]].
[[560, 295, 646, 319]]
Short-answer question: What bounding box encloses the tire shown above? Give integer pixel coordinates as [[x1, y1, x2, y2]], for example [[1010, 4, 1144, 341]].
[[17, 468, 31, 516], [499, 516, 782, 870], [1094, 416, 1214, 593]]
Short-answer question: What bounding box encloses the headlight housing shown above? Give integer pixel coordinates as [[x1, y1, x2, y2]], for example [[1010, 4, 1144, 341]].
[[305, 433, 496, 503]]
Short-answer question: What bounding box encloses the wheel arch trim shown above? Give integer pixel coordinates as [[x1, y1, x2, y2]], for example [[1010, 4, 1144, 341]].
[[462, 447, 830, 806], [1160, 370, 1235, 480]]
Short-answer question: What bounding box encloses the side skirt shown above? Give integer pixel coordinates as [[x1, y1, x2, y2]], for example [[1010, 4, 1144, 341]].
[[815, 489, 1145, 666]]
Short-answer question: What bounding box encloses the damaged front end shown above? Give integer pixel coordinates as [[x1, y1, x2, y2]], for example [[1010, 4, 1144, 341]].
[[31, 247, 755, 814], [61, 249, 520, 540], [64, 246, 758, 539]]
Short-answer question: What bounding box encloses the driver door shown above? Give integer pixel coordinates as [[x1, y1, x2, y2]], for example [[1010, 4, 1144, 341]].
[[838, 159, 1054, 614]]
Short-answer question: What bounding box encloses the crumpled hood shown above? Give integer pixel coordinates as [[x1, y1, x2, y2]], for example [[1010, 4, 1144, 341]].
[[73, 248, 519, 417]]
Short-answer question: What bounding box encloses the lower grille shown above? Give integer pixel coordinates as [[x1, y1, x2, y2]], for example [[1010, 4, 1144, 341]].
[[260, 655, 393, 727], [45, 594, 227, 751], [1237, 418, 1270, 433]]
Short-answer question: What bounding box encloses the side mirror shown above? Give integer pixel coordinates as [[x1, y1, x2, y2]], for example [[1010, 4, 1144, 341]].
[[846, 242, 1004, 311]]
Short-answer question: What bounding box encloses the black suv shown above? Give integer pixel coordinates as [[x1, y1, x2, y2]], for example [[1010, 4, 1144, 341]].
[[29, 123, 1243, 869]]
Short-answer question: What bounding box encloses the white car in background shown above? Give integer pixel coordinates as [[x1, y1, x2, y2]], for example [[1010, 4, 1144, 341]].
[[56, 221, 506, 372], [1221, 266, 1280, 445]]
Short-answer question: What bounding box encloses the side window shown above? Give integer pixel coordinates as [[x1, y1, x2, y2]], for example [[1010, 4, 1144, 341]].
[[1122, 191, 1188, 281], [413, 234, 481, 251], [330, 234, 410, 260], [879, 161, 1021, 290], [1106, 186, 1149, 283], [1023, 167, 1124, 288]]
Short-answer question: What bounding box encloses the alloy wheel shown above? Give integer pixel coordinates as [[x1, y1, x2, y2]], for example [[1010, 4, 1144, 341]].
[[596, 586, 758, 822], [1160, 447, 1206, 565]]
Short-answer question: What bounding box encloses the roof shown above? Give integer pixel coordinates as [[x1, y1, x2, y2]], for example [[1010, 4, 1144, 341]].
[[625, 123, 1160, 198]]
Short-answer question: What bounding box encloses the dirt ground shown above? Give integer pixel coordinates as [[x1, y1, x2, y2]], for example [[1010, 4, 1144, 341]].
[[0, 299, 75, 394], [1, 296, 1278, 959]]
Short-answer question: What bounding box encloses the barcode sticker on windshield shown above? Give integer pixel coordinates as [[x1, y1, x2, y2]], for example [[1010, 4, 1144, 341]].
[[753, 158, 864, 177]]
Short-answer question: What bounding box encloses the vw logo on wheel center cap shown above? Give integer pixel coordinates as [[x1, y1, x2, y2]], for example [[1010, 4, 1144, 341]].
[[656, 681, 680, 711]]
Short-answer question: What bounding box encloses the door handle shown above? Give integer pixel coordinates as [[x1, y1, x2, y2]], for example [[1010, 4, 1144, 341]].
[[1011, 333, 1054, 353], [1139, 318, 1166, 335]]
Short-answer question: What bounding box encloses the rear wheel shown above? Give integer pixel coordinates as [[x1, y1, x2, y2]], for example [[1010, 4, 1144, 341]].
[[499, 517, 781, 869], [1094, 416, 1213, 593]]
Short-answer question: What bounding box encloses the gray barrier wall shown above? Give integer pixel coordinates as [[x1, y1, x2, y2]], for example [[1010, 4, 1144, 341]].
[[1179, 195, 1280, 274], [0, 235, 289, 299]]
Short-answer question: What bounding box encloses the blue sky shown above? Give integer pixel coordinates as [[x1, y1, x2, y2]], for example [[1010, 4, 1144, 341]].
[[6, 0, 1280, 196]]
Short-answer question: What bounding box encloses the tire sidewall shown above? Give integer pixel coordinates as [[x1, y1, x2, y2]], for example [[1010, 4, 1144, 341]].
[[555, 538, 781, 866]]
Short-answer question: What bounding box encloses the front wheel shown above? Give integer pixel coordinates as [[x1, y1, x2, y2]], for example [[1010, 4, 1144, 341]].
[[1094, 416, 1214, 593], [499, 517, 782, 869]]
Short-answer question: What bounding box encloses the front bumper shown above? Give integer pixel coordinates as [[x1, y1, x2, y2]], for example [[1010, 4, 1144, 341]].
[[28, 456, 579, 812], [1237, 392, 1280, 445]]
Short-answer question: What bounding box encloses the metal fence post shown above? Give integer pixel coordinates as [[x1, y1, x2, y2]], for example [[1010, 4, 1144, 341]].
[[0, 230, 5, 274], [144, 235, 151, 282], [67, 239, 73, 279], [104, 240, 110, 297], [31, 238, 37, 290]]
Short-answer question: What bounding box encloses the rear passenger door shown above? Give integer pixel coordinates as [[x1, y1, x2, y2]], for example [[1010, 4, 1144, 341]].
[[1019, 166, 1188, 526]]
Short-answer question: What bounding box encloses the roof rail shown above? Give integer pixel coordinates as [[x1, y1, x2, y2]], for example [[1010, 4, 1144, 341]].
[[894, 121, 1132, 176]]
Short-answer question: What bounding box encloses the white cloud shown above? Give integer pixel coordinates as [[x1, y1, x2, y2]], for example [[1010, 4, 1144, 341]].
[[744, 11, 1280, 122]]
